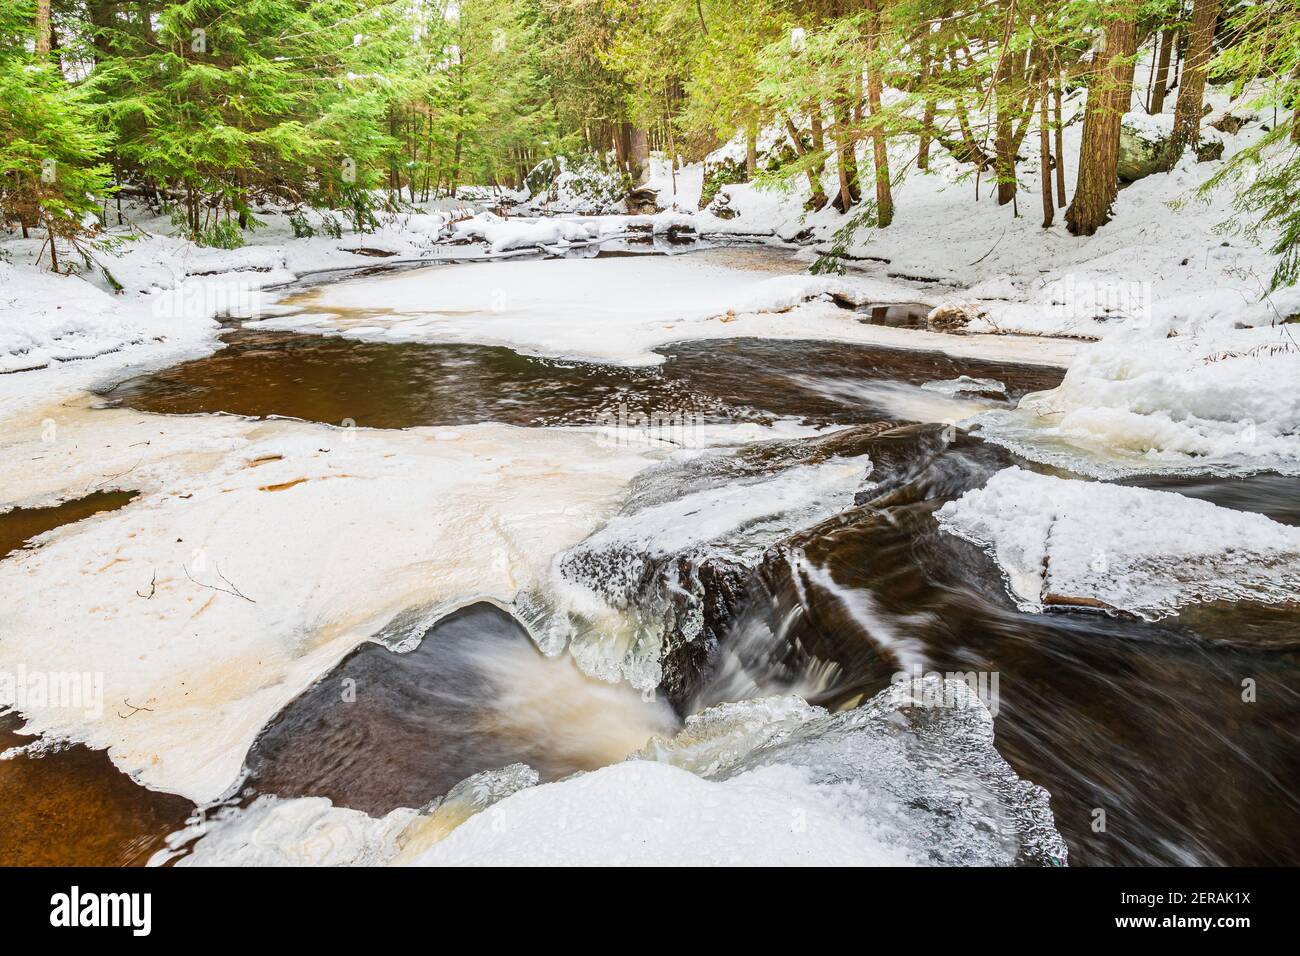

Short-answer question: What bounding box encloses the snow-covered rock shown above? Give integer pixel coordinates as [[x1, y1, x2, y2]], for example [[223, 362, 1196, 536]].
[[974, 316, 1300, 476], [936, 467, 1300, 618], [451, 214, 598, 252]]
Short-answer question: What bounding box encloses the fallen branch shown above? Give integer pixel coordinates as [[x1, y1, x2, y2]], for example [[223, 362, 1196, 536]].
[[183, 562, 256, 603]]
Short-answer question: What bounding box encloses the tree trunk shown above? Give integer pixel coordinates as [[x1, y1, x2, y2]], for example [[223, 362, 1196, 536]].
[[809, 101, 830, 200], [918, 42, 935, 169], [832, 94, 861, 212], [1149, 28, 1176, 113], [784, 116, 829, 210], [629, 127, 651, 184], [864, 0, 893, 226], [745, 120, 757, 180], [994, 46, 1028, 206], [1053, 72, 1067, 206], [1161, 0, 1217, 170], [615, 122, 632, 173], [1040, 73, 1054, 227], [35, 0, 52, 55], [1065, 4, 1139, 236]]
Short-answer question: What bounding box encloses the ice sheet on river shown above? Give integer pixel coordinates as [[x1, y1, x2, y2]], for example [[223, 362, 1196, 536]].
[[936, 467, 1300, 618], [245, 256, 1078, 368], [167, 677, 1067, 866], [0, 403, 692, 803]]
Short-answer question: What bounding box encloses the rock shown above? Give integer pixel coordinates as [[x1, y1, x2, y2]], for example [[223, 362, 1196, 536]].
[[1117, 123, 1168, 182], [625, 185, 661, 215], [524, 158, 560, 196], [699, 156, 749, 209], [927, 302, 984, 334], [1195, 137, 1225, 162], [707, 192, 738, 220], [1210, 112, 1247, 134]]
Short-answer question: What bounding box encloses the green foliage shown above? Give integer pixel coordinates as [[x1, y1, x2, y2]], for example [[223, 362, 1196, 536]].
[[1202, 0, 1300, 289], [0, 0, 1294, 282], [198, 218, 244, 249], [0, 3, 113, 265]]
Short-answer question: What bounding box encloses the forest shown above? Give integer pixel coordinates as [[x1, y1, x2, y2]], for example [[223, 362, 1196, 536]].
[[3, 0, 1298, 283]]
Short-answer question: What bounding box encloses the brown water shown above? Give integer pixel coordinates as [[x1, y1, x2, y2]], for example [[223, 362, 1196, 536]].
[[244, 603, 677, 815], [0, 713, 193, 866], [1, 490, 194, 865], [101, 334, 1061, 430], [0, 490, 137, 561]]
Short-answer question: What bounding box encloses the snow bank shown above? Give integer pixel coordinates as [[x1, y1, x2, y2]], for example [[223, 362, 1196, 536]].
[[0, 200, 470, 380], [974, 318, 1300, 476], [451, 214, 598, 252], [936, 467, 1300, 618], [0, 261, 150, 373], [168, 677, 1067, 866]]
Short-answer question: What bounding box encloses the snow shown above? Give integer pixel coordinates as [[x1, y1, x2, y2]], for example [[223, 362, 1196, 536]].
[[0, 200, 472, 381], [166, 677, 1067, 867], [0, 53, 1295, 866], [420, 760, 911, 866], [451, 214, 598, 252], [648, 156, 704, 211], [0, 261, 151, 374], [973, 318, 1300, 476], [244, 254, 1078, 368], [936, 467, 1300, 618]]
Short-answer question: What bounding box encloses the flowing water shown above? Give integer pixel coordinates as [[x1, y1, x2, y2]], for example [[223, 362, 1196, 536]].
[[6, 247, 1299, 866]]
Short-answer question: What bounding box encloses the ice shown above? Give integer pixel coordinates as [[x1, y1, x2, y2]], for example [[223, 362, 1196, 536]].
[[921, 375, 1008, 398], [700, 679, 1068, 866], [936, 467, 1300, 618], [165, 764, 538, 866], [413, 760, 912, 866], [0, 406, 670, 803], [170, 677, 1066, 867], [974, 321, 1300, 477], [245, 255, 1079, 368], [516, 442, 873, 692]]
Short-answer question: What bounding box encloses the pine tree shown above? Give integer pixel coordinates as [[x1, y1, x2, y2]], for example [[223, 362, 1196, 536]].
[[1, 1, 114, 270]]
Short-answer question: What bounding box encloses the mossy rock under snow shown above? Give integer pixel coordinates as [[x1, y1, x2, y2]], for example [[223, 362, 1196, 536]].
[[1118, 124, 1168, 182], [698, 140, 799, 210], [1118, 121, 1225, 183]]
